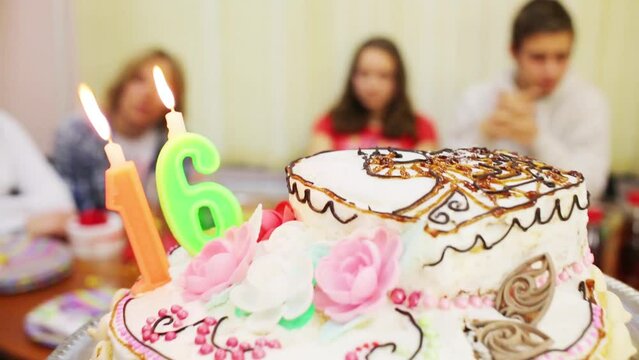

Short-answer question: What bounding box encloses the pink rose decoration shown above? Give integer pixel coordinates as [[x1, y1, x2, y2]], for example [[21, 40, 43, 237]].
[[180, 208, 262, 302], [314, 227, 402, 323], [259, 201, 296, 241]]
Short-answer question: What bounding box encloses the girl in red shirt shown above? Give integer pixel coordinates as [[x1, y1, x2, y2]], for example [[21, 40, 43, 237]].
[[309, 37, 438, 153]]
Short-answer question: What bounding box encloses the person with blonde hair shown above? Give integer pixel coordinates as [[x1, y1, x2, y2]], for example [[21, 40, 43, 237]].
[[54, 49, 185, 211]]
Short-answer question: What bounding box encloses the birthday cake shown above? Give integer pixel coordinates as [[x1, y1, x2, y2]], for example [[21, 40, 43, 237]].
[[90, 148, 635, 360]]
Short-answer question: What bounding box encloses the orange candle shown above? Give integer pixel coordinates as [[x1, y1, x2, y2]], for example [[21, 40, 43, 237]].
[[79, 84, 170, 294]]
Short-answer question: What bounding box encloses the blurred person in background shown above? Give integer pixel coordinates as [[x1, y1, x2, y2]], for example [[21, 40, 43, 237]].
[[53, 49, 185, 213], [309, 37, 438, 154], [449, 0, 609, 199], [0, 110, 75, 237]]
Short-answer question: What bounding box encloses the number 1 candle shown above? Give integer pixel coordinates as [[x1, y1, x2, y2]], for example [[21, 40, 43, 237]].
[[78, 84, 170, 294], [153, 66, 243, 255]]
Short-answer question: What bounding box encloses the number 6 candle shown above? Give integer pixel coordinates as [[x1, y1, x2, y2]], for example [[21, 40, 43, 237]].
[[153, 66, 243, 255], [78, 84, 170, 294]]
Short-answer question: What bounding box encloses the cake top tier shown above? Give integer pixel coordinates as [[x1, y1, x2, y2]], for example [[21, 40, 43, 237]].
[[286, 148, 585, 236]]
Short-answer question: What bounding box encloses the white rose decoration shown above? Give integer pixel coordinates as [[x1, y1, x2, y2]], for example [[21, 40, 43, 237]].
[[229, 221, 315, 333]]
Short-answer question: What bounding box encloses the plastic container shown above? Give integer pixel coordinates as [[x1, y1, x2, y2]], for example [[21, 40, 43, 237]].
[[66, 212, 125, 260]]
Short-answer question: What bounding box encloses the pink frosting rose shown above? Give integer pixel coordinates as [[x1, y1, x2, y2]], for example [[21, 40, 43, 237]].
[[180, 210, 261, 302], [259, 201, 296, 241], [314, 227, 402, 323]]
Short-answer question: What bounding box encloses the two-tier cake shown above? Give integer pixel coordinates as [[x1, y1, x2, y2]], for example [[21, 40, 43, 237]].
[[90, 148, 635, 360]]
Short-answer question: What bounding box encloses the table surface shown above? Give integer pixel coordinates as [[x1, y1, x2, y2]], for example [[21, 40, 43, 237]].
[[0, 258, 139, 360]]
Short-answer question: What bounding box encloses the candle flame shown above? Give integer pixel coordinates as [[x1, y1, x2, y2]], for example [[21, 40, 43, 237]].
[[78, 83, 111, 141], [153, 65, 175, 110]]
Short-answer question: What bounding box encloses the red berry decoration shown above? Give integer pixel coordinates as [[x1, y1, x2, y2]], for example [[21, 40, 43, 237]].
[[408, 291, 422, 308], [389, 288, 407, 304], [226, 337, 239, 347]]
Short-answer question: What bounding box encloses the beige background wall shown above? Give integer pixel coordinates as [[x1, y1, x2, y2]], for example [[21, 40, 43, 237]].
[[2, 1, 638, 173], [0, 1, 76, 153]]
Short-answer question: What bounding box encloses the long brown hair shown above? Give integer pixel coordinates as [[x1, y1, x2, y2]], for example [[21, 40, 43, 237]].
[[331, 37, 417, 139], [106, 49, 185, 124]]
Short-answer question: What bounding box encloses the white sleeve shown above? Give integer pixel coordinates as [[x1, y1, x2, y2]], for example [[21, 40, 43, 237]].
[[0, 113, 75, 231], [447, 86, 495, 150], [532, 92, 610, 199]]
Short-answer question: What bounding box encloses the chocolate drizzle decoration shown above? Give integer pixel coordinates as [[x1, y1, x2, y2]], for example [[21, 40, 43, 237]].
[[285, 180, 358, 224], [286, 148, 586, 239], [428, 189, 470, 225], [466, 320, 553, 360], [496, 253, 556, 325], [424, 193, 589, 266]]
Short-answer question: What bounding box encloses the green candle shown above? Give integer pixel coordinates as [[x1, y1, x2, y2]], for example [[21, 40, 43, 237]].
[[156, 132, 243, 255]]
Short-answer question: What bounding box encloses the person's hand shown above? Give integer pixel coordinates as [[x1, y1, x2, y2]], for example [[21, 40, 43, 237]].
[[480, 87, 540, 147], [26, 211, 75, 239]]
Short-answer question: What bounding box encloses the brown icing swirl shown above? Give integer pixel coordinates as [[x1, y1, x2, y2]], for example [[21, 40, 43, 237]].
[[496, 253, 556, 325], [286, 148, 585, 238], [467, 320, 553, 360]]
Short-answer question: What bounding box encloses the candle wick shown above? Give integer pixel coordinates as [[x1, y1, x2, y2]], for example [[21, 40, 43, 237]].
[[171, 107, 176, 113], [107, 137, 113, 144]]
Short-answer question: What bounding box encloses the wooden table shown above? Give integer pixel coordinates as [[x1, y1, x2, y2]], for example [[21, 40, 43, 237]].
[[0, 258, 139, 360]]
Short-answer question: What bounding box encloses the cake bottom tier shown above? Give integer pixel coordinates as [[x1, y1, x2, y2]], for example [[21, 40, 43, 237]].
[[89, 267, 634, 360]]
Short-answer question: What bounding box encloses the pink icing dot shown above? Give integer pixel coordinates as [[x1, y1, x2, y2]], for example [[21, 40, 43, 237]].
[[568, 346, 578, 355], [270, 340, 281, 349], [200, 343, 214, 355], [142, 324, 151, 332], [422, 294, 437, 309], [150, 333, 159, 343], [142, 331, 151, 341], [197, 324, 210, 335], [454, 295, 469, 309], [594, 320, 603, 329], [195, 335, 206, 345], [559, 270, 570, 282], [165, 331, 177, 341], [469, 295, 482, 308], [572, 262, 584, 274], [408, 292, 421, 308], [255, 338, 266, 347], [170, 305, 182, 314], [240, 342, 251, 351], [145, 317, 156, 325], [586, 252, 595, 264], [231, 349, 245, 360], [438, 297, 451, 310], [538, 354, 550, 360], [204, 316, 217, 326], [158, 308, 168, 317], [215, 349, 228, 360], [482, 296, 495, 308], [389, 288, 406, 305], [177, 309, 189, 320], [252, 346, 266, 359], [227, 337, 239, 347], [173, 320, 183, 328], [345, 351, 358, 360]]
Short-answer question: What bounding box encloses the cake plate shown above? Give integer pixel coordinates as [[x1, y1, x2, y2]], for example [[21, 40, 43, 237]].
[[48, 276, 639, 360]]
